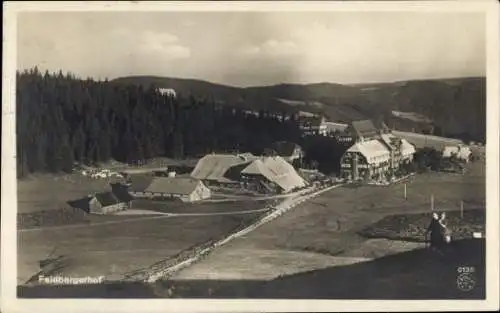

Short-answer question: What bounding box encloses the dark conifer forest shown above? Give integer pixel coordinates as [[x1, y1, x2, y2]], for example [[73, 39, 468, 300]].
[[16, 68, 350, 177]]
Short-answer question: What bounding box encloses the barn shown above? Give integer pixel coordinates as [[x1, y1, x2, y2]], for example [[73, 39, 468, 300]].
[[88, 191, 131, 214], [240, 156, 308, 193], [190, 153, 307, 193], [129, 176, 211, 202], [190, 153, 260, 187]]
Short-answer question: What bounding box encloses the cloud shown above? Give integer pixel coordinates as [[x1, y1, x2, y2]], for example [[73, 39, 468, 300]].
[[141, 30, 179, 46], [111, 29, 191, 60], [240, 39, 300, 58], [16, 12, 485, 85]]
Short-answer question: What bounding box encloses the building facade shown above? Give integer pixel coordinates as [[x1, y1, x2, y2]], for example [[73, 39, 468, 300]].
[[130, 177, 211, 202], [340, 140, 392, 181], [158, 88, 177, 98], [442, 145, 472, 163], [340, 120, 416, 182], [88, 192, 131, 214]]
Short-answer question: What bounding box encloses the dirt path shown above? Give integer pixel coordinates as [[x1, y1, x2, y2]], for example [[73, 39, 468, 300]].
[[141, 184, 343, 283], [114, 208, 272, 217], [17, 215, 172, 233], [18, 184, 337, 285], [167, 163, 485, 286], [18, 206, 277, 234], [200, 188, 315, 203]]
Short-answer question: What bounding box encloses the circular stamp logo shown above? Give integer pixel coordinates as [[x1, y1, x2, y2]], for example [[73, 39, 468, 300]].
[[456, 272, 476, 292]]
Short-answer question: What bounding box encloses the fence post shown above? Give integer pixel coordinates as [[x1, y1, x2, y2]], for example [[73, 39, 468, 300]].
[[431, 194, 434, 211]]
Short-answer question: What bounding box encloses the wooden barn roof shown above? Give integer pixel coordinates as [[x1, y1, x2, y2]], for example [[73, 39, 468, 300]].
[[144, 177, 203, 195], [93, 192, 122, 207]]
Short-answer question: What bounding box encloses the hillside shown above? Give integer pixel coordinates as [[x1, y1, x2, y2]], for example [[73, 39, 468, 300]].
[[111, 76, 243, 101], [358, 78, 486, 141], [111, 76, 297, 114], [111, 76, 486, 142], [245, 82, 359, 101], [16, 69, 305, 177]]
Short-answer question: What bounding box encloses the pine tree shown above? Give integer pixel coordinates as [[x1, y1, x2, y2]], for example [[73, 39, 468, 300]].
[[15, 67, 310, 176], [59, 136, 75, 173], [72, 126, 86, 162], [45, 133, 59, 172]]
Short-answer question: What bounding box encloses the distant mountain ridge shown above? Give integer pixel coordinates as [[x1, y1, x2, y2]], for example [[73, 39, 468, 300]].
[[111, 75, 486, 142]]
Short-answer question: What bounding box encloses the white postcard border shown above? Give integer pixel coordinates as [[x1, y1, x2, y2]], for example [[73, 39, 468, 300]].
[[2, 1, 499, 312]]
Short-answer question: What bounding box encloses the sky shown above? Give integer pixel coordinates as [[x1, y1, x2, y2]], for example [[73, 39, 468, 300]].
[[17, 11, 486, 87]]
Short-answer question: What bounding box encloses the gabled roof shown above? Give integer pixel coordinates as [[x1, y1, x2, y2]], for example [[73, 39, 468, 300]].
[[349, 120, 379, 138], [93, 192, 123, 207], [144, 177, 203, 195], [346, 139, 391, 163], [190, 153, 259, 182], [242, 156, 307, 192], [241, 159, 276, 177], [110, 183, 134, 202], [261, 156, 296, 175], [401, 139, 416, 156], [261, 157, 307, 192], [380, 133, 401, 151], [128, 175, 155, 192], [379, 133, 416, 157]]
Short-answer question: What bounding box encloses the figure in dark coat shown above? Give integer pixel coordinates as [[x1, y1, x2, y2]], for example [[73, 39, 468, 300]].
[[426, 212, 443, 252]]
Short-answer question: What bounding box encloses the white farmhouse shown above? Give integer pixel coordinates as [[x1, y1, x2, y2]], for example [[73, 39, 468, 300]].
[[158, 88, 177, 98], [442, 145, 472, 163]]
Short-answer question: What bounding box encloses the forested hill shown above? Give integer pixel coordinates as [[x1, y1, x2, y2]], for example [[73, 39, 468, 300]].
[[16, 68, 485, 177], [113, 75, 486, 143], [354, 78, 486, 142], [15, 68, 308, 177], [111, 76, 244, 102]]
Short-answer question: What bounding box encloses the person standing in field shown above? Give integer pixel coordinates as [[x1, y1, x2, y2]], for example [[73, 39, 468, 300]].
[[425, 212, 443, 255]]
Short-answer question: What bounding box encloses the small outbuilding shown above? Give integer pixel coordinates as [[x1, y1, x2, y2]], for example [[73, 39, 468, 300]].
[[88, 191, 132, 214], [442, 145, 472, 163]]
